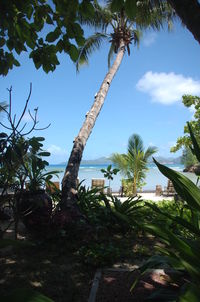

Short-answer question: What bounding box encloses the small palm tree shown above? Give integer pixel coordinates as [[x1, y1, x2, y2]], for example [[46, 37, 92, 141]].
[[111, 134, 157, 194], [61, 1, 173, 208]]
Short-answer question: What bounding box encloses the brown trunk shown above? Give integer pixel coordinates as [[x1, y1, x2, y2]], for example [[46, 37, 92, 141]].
[[169, 0, 200, 45], [61, 41, 125, 209]]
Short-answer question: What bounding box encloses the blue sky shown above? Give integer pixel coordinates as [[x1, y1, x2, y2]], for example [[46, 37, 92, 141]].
[[0, 20, 200, 164]]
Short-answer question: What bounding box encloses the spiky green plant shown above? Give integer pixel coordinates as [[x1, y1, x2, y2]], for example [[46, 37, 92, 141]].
[[111, 134, 157, 194]]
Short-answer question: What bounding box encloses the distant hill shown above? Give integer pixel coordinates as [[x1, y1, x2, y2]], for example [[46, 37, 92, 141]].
[[149, 156, 182, 165], [59, 156, 182, 166]]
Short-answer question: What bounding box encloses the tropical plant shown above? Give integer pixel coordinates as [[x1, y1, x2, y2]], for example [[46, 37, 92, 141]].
[[101, 164, 119, 193], [0, 86, 58, 192], [23, 137, 59, 192], [133, 122, 200, 301], [171, 95, 200, 153], [111, 134, 157, 194], [0, 86, 59, 238], [112, 0, 200, 45], [61, 1, 173, 210], [109, 194, 143, 231], [77, 181, 107, 226], [2, 288, 54, 302]]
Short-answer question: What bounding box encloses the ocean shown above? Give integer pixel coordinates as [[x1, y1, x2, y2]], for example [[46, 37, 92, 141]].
[[48, 163, 198, 192]]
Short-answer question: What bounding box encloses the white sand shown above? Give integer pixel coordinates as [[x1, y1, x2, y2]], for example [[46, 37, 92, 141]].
[[118, 192, 173, 202]]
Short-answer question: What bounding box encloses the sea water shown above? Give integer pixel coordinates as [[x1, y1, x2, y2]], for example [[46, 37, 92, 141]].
[[47, 163, 198, 192]]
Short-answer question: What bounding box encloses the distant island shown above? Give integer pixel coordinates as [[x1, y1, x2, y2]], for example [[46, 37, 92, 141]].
[[59, 156, 182, 166]]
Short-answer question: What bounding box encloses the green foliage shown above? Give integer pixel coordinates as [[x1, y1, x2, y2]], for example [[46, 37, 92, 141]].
[[181, 147, 197, 168], [171, 95, 200, 153], [109, 195, 143, 230], [2, 288, 54, 302], [0, 87, 59, 238], [121, 178, 134, 196], [77, 242, 121, 266], [77, 181, 143, 233], [77, 182, 109, 226], [134, 122, 200, 301], [0, 0, 94, 75], [112, 134, 157, 194], [101, 164, 119, 190]]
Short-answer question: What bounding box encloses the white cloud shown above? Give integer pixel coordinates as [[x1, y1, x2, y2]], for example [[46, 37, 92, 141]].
[[142, 32, 157, 47], [47, 145, 68, 164], [136, 71, 200, 105], [47, 145, 66, 156]]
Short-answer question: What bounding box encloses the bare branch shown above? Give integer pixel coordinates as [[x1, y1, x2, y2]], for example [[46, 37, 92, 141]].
[[0, 121, 12, 130], [18, 123, 27, 134], [35, 123, 51, 131], [15, 83, 32, 130]]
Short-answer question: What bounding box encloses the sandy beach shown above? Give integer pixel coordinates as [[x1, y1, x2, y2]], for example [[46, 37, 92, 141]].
[[118, 192, 173, 202]]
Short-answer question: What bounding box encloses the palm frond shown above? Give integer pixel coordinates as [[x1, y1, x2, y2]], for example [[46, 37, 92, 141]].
[[128, 134, 144, 155], [107, 42, 115, 69], [134, 1, 175, 31], [111, 153, 129, 177], [76, 32, 108, 72], [144, 146, 157, 162], [78, 1, 113, 32], [131, 29, 141, 47], [0, 102, 8, 113]]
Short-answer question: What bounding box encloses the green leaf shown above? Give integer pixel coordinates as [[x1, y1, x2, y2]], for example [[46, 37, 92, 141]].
[[69, 44, 79, 62], [26, 6, 34, 20], [2, 288, 54, 302], [13, 59, 20, 67], [35, 137, 45, 142], [56, 39, 64, 52], [46, 28, 61, 43], [79, 1, 94, 18], [187, 121, 200, 162], [46, 14, 53, 25], [38, 152, 50, 157], [0, 37, 5, 47], [0, 132, 8, 138], [179, 284, 200, 302], [111, 0, 124, 12], [154, 158, 200, 211], [125, 0, 137, 19]]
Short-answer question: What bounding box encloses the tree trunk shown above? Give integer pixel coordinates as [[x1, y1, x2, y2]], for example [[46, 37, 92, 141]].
[[61, 41, 125, 209], [168, 0, 200, 45]]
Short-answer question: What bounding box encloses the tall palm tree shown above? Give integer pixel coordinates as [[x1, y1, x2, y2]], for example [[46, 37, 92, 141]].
[[61, 1, 173, 209], [111, 134, 157, 194]]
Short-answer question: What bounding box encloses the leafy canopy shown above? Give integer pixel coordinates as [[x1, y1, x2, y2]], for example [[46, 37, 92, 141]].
[[171, 95, 200, 153], [0, 0, 94, 75]]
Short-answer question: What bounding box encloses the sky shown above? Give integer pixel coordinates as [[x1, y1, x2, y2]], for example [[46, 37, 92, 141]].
[[0, 18, 200, 164]]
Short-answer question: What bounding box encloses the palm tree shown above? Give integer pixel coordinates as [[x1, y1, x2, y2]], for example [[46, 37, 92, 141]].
[[61, 1, 173, 209], [168, 0, 200, 45], [111, 134, 157, 194]]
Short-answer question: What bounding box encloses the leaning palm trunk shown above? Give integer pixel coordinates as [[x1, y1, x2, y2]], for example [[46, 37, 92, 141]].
[[168, 0, 200, 45], [61, 41, 125, 209]]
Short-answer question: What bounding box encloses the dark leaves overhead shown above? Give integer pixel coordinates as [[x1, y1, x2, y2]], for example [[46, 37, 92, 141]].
[[0, 0, 94, 75]]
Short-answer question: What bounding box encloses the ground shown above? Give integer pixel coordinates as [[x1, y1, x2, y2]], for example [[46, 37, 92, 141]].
[[0, 221, 161, 302]]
